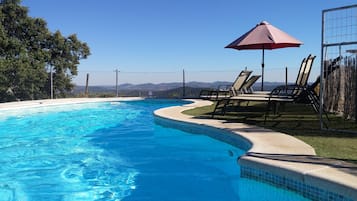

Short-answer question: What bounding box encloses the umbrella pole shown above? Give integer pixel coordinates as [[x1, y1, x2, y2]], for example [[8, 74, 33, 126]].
[[261, 48, 264, 91]]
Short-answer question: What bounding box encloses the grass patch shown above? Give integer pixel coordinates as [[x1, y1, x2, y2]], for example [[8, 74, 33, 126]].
[[183, 101, 357, 164]]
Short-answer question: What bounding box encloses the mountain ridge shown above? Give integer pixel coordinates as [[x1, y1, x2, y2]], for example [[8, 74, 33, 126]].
[[74, 81, 286, 92]]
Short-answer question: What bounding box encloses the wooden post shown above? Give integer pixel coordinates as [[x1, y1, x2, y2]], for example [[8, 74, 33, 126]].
[[31, 83, 34, 100], [355, 56, 357, 123], [182, 69, 186, 98], [115, 69, 119, 97], [85, 73, 89, 96], [285, 67, 288, 92], [50, 65, 53, 99]]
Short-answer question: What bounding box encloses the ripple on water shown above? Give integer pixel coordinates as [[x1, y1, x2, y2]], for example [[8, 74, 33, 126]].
[[0, 102, 140, 200]]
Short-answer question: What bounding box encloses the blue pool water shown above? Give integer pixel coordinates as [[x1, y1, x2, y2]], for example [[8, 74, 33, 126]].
[[0, 99, 310, 201]]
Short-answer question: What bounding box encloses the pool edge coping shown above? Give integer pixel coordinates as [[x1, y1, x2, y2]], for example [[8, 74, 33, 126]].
[[153, 99, 357, 200], [0, 97, 144, 111]]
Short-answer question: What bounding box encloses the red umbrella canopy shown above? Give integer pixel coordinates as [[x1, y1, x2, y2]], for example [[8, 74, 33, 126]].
[[225, 21, 303, 91], [225, 21, 303, 50]]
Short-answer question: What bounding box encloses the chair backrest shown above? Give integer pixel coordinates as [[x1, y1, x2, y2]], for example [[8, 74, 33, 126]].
[[241, 75, 261, 93], [293, 54, 316, 96], [300, 54, 316, 87], [295, 57, 307, 86], [231, 70, 252, 96]]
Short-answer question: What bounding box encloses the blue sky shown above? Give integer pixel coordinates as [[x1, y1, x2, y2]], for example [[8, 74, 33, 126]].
[[22, 0, 357, 85]]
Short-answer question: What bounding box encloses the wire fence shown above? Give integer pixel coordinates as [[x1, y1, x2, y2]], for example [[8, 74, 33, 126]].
[[72, 66, 298, 98], [321, 4, 357, 132], [74, 67, 300, 87]]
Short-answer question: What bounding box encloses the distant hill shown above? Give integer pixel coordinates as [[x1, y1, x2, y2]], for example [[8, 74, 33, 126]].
[[73, 81, 286, 98], [73, 81, 231, 94]]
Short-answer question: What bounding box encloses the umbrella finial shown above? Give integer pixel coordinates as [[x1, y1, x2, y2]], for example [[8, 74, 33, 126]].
[[260, 21, 269, 25]]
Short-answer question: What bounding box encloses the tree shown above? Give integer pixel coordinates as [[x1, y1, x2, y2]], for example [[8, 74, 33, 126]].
[[47, 31, 90, 97], [0, 0, 90, 102]]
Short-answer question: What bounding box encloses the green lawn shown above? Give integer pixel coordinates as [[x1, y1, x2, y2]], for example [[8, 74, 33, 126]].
[[183, 101, 357, 164]]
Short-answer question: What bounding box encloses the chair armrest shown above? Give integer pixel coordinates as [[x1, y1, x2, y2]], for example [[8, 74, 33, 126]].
[[270, 84, 307, 95], [199, 88, 215, 96], [217, 84, 231, 91]]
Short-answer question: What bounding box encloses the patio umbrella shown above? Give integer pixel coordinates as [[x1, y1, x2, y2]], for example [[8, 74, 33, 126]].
[[225, 21, 303, 90]]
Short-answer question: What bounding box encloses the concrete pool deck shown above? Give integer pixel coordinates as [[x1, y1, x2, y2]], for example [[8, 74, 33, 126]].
[[154, 99, 357, 200]]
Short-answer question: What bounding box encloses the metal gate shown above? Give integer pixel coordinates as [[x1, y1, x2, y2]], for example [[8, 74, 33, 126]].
[[320, 4, 357, 132]]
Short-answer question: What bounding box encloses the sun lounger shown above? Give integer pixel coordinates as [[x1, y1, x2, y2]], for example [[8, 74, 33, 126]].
[[240, 75, 261, 93], [199, 70, 252, 100], [240, 54, 311, 97], [212, 54, 320, 120]]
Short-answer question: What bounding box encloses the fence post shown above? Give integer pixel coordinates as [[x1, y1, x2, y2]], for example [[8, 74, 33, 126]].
[[85, 73, 89, 96], [285, 66, 288, 92], [182, 69, 186, 98], [50, 65, 53, 99], [115, 69, 119, 97]]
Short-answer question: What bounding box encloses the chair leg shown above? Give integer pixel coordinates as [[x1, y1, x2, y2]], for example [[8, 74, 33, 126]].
[[212, 101, 220, 118], [212, 99, 230, 118], [274, 102, 279, 114], [264, 100, 273, 124], [306, 91, 329, 128], [222, 100, 230, 115]]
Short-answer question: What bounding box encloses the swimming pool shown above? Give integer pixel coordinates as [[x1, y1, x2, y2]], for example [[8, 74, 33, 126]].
[[0, 99, 310, 201]]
